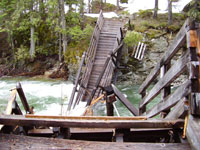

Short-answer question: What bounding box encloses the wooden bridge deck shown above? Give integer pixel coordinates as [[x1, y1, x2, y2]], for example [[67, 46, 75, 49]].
[[84, 19, 123, 101], [0, 134, 191, 150]]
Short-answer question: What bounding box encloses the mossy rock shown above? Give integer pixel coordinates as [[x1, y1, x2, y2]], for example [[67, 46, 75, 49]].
[[146, 29, 162, 39], [134, 25, 148, 33], [167, 25, 180, 33], [138, 9, 153, 18]]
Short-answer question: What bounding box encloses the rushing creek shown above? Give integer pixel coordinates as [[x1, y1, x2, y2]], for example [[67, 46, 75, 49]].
[[0, 77, 158, 116]]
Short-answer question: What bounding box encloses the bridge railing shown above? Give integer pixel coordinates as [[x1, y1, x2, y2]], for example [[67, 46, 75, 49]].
[[139, 19, 200, 119], [67, 11, 104, 111]]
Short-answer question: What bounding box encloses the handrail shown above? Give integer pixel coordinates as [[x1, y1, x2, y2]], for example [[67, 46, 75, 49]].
[[138, 19, 189, 95], [138, 18, 200, 119], [71, 11, 104, 108]]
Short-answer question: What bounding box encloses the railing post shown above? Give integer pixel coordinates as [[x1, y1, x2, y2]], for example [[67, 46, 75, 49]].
[[139, 91, 146, 115], [67, 52, 86, 111], [187, 20, 200, 116], [160, 62, 171, 118]]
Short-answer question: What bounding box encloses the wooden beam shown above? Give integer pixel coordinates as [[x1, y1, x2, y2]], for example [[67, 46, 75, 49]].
[[165, 99, 185, 119], [139, 19, 189, 94], [25, 115, 146, 120], [140, 52, 189, 109], [16, 82, 31, 114], [112, 84, 139, 116], [146, 81, 191, 118], [5, 89, 17, 115], [0, 134, 191, 150], [186, 115, 200, 150], [0, 115, 184, 129], [67, 52, 86, 111], [0, 89, 17, 131]]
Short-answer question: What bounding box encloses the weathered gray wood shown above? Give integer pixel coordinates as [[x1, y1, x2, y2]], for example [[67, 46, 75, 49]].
[[160, 63, 171, 118], [0, 134, 191, 150], [72, 12, 123, 106], [165, 98, 185, 119], [67, 52, 86, 111], [112, 84, 139, 116], [87, 56, 111, 105], [146, 81, 191, 118], [139, 19, 189, 94], [16, 82, 31, 114], [0, 115, 184, 129], [140, 52, 189, 109], [186, 115, 200, 150]]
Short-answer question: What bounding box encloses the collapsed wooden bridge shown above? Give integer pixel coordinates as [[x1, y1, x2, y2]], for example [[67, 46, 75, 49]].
[[0, 12, 200, 150]]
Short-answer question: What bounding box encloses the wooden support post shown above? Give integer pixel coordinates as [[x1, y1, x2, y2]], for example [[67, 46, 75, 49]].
[[187, 20, 200, 116], [114, 128, 130, 142], [106, 94, 116, 116], [139, 91, 146, 115], [160, 62, 171, 118], [16, 83, 31, 114]]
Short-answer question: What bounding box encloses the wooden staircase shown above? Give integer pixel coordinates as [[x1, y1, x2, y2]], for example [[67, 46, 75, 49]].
[[68, 11, 124, 110], [85, 19, 123, 101]]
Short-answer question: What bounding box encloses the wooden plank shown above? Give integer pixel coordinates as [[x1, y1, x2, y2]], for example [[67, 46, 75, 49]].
[[26, 115, 147, 121], [186, 115, 200, 150], [112, 84, 139, 116], [165, 98, 185, 119], [0, 115, 184, 129], [68, 52, 86, 111], [0, 134, 191, 150], [16, 82, 31, 114], [139, 19, 189, 94], [0, 89, 17, 131], [5, 89, 17, 115], [140, 52, 189, 109], [146, 81, 191, 118]]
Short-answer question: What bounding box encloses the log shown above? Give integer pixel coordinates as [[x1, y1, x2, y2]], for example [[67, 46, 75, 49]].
[[0, 133, 191, 150], [0, 115, 184, 129], [139, 19, 189, 94], [140, 52, 189, 109], [146, 81, 191, 118]]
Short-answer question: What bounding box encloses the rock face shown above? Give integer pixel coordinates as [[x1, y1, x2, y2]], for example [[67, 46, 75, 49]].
[[117, 36, 169, 85]]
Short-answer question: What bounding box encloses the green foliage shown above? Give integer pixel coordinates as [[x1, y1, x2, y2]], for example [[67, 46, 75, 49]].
[[65, 24, 93, 64], [15, 45, 30, 61], [120, 0, 128, 4], [121, 10, 130, 16], [91, 0, 117, 13], [184, 1, 200, 21], [138, 9, 153, 18], [146, 29, 162, 39], [124, 31, 143, 48]]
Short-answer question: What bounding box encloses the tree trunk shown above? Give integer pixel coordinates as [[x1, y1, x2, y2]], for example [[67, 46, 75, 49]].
[[100, 0, 103, 10], [117, 0, 120, 10], [168, 0, 172, 25], [80, 0, 84, 30], [59, 33, 62, 61], [30, 1, 35, 58], [153, 0, 158, 19], [88, 0, 90, 13], [60, 0, 67, 54]]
